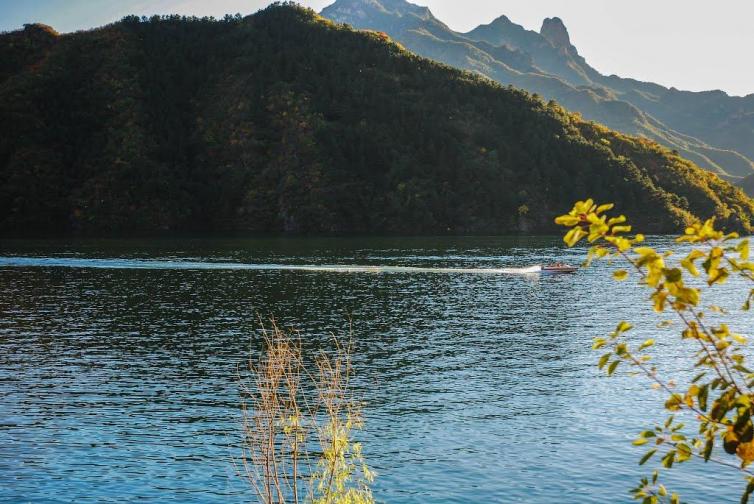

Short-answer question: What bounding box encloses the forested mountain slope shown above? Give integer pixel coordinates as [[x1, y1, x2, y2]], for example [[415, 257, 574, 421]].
[[740, 175, 754, 198], [322, 0, 754, 180], [1, 4, 752, 235]]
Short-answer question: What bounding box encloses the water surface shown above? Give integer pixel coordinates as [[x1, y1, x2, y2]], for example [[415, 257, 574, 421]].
[[1, 236, 751, 503]]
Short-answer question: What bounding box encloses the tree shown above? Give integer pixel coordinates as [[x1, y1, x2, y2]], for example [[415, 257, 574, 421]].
[[556, 199, 754, 503]]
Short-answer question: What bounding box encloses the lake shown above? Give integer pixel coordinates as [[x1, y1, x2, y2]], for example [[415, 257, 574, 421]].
[[1, 236, 751, 503]]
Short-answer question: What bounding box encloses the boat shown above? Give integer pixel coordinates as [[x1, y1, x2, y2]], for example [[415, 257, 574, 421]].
[[541, 263, 578, 274]]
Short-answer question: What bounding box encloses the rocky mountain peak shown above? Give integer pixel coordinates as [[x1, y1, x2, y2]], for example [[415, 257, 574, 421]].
[[540, 17, 571, 48], [322, 0, 434, 20], [489, 14, 513, 26]]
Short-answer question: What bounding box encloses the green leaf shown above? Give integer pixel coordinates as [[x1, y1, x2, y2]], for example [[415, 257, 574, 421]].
[[698, 384, 709, 411], [676, 443, 692, 462], [703, 439, 713, 461], [742, 477, 754, 504], [691, 372, 706, 383], [598, 353, 611, 370], [664, 268, 683, 282], [608, 360, 620, 376], [661, 450, 676, 468], [639, 449, 657, 465], [744, 289, 754, 311]]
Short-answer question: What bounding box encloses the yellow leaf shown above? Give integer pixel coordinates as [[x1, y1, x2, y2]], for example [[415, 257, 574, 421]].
[[613, 270, 629, 281], [614, 321, 633, 334], [707, 267, 729, 286], [738, 239, 750, 261], [732, 333, 748, 345], [595, 203, 614, 214], [634, 247, 656, 257], [639, 339, 655, 350], [652, 290, 669, 312], [564, 227, 587, 247], [738, 441, 754, 467], [680, 258, 700, 277], [555, 215, 580, 227]]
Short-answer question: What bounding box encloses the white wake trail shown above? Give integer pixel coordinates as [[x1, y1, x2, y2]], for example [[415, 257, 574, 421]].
[[0, 257, 543, 275]]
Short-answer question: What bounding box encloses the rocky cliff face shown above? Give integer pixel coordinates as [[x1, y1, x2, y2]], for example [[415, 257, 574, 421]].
[[540, 17, 571, 49]]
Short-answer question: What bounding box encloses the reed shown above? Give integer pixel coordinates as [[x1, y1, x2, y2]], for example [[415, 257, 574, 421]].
[[238, 318, 374, 504]]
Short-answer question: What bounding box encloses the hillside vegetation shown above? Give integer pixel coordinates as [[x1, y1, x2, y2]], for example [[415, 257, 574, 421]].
[[740, 175, 754, 198], [323, 0, 754, 180], [1, 4, 753, 234]]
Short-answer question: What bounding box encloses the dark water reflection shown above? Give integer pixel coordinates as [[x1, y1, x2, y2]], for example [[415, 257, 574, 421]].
[[1, 236, 752, 503]]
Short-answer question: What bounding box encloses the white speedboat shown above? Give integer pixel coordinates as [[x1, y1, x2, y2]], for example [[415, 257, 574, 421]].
[[541, 263, 578, 274]]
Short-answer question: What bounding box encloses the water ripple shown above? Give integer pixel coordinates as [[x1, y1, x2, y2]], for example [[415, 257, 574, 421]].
[[0, 237, 751, 503]]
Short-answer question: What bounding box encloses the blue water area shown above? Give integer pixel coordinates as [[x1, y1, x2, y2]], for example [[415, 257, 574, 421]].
[[0, 236, 752, 503]]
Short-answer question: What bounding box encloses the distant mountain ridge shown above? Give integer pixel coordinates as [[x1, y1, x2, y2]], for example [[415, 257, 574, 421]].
[[322, 0, 754, 180]]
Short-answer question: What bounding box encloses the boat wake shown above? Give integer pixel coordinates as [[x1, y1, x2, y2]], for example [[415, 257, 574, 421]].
[[0, 257, 543, 275]]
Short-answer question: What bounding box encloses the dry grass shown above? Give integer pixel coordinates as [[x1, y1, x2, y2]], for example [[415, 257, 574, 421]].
[[237, 318, 374, 504]]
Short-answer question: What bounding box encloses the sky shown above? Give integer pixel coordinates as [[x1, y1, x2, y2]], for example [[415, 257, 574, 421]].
[[1, 0, 752, 97]]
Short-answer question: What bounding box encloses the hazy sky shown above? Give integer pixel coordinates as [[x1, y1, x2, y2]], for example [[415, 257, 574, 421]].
[[1, 0, 752, 96]]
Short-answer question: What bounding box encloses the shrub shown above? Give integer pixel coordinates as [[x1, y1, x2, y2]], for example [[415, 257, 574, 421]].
[[238, 318, 374, 504]]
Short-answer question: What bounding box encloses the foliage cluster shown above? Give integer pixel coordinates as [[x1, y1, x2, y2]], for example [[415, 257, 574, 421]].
[[740, 174, 754, 198], [556, 199, 754, 503], [1, 3, 753, 234]]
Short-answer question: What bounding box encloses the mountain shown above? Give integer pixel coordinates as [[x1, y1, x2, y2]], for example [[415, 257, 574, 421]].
[[321, 0, 754, 180], [1, 4, 752, 235], [740, 175, 754, 197]]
